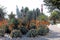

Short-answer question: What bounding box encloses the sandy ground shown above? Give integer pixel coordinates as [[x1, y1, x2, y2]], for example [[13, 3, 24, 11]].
[[0, 24, 60, 40]]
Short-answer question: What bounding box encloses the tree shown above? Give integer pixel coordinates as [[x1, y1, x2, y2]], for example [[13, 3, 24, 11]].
[[32, 9, 36, 20], [19, 7, 41, 27], [21, 7, 24, 13], [20, 7, 29, 26], [0, 7, 6, 20], [16, 5, 21, 18], [32, 8, 40, 20], [8, 12, 15, 19], [27, 11, 33, 21], [50, 11, 60, 24], [25, 7, 29, 13], [44, 0, 60, 12], [36, 8, 40, 17], [8, 12, 19, 29]]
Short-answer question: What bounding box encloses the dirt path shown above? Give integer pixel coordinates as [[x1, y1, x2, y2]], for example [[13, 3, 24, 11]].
[[45, 25, 60, 40]]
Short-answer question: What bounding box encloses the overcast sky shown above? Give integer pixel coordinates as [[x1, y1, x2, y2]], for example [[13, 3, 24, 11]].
[[0, 0, 50, 18]]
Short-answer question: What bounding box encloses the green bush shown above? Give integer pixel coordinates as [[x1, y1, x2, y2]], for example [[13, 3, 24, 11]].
[[38, 25, 49, 36], [20, 26, 28, 35], [10, 30, 22, 38], [26, 29, 38, 37], [0, 29, 5, 37]]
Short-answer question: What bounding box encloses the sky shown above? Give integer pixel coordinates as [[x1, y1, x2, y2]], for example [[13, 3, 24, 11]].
[[0, 0, 50, 18]]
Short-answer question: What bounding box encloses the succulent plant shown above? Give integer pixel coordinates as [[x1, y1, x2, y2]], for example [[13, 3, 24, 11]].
[[10, 30, 22, 38], [26, 29, 38, 37], [0, 29, 5, 37], [29, 25, 36, 30], [38, 25, 49, 36], [5, 25, 11, 34], [20, 26, 28, 35]]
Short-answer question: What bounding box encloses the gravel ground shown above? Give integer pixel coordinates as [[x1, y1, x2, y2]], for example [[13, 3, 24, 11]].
[[0, 24, 60, 40]]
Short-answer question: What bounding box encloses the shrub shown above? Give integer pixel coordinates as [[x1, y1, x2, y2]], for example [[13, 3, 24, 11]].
[[29, 25, 36, 30], [9, 18, 19, 30], [20, 26, 28, 35], [5, 25, 11, 34], [38, 25, 49, 36], [13, 19, 19, 29], [0, 29, 5, 37], [10, 30, 22, 38], [26, 29, 38, 37]]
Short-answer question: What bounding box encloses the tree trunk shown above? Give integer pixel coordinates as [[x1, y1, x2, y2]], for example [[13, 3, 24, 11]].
[[53, 19, 56, 24]]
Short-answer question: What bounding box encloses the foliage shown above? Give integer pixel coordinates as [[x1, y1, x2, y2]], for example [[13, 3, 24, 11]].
[[9, 18, 15, 25], [8, 12, 15, 19], [25, 7, 29, 13], [8, 12, 16, 26], [0, 29, 5, 37], [21, 7, 24, 12], [4, 25, 11, 34], [27, 11, 33, 21], [38, 25, 49, 36], [8, 12, 19, 30], [29, 23, 36, 30], [13, 19, 19, 29], [26, 29, 38, 37], [9, 18, 19, 29], [10, 30, 22, 38], [17, 7, 41, 28], [44, 0, 60, 12], [51, 11, 60, 20], [38, 14, 48, 21], [0, 7, 6, 19], [50, 11, 60, 24], [20, 26, 28, 35], [36, 8, 40, 17], [32, 8, 40, 20], [16, 5, 21, 18], [20, 7, 40, 22], [22, 20, 27, 26]]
